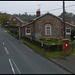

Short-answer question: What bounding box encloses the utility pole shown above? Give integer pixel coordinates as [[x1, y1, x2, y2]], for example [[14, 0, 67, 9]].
[[63, 1, 65, 39]]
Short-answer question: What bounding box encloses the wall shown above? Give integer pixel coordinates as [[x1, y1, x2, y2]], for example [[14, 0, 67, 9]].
[[24, 24, 32, 38], [35, 14, 61, 40], [9, 17, 23, 26]]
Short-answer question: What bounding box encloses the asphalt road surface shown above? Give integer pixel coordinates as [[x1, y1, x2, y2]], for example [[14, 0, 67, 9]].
[[0, 27, 71, 74]]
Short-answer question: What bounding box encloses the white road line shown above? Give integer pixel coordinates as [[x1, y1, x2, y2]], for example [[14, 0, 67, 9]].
[[4, 47, 9, 55], [2, 42, 5, 45], [4, 30, 7, 32], [9, 59, 15, 74], [11, 59, 21, 74]]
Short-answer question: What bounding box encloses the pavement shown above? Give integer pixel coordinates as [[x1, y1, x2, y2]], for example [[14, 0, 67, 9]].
[[50, 54, 75, 74]]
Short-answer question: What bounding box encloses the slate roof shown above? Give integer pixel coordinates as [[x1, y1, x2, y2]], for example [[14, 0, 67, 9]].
[[9, 16, 27, 24], [33, 12, 62, 21], [20, 12, 75, 28]]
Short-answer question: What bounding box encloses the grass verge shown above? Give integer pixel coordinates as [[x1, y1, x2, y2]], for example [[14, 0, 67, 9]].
[[22, 39, 72, 58]]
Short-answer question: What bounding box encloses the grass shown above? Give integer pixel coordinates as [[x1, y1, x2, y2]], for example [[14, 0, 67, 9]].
[[4, 27, 19, 39], [8, 31, 18, 39], [38, 39, 60, 45], [38, 39, 74, 45], [22, 39, 72, 58]]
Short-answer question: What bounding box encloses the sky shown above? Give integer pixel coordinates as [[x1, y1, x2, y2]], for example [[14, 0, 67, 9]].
[[0, 1, 75, 16]]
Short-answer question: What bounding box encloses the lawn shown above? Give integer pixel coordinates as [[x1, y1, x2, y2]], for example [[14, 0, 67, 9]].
[[38, 39, 74, 45]]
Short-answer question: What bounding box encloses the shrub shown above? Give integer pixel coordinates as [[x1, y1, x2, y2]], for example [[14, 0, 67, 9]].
[[9, 25, 18, 28], [71, 28, 75, 40]]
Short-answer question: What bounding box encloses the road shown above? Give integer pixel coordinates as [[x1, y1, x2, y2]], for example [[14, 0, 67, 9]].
[[0, 27, 71, 74]]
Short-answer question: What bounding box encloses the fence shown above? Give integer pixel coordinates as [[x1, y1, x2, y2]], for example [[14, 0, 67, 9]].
[[23, 36, 63, 52]]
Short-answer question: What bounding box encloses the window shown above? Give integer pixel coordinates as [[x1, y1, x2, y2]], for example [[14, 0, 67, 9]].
[[17, 23, 20, 26], [45, 23, 51, 35], [66, 26, 71, 35], [13, 18, 16, 21], [26, 27, 31, 35]]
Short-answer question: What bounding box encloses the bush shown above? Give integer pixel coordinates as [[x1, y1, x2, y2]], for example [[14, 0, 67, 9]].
[[9, 25, 18, 28], [71, 29, 75, 40]]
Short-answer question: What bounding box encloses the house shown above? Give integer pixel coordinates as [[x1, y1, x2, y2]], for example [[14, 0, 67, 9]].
[[20, 9, 75, 40], [9, 16, 27, 26], [8, 16, 28, 35]]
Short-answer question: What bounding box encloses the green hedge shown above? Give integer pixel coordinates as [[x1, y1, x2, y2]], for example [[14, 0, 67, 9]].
[[9, 25, 18, 28], [71, 29, 75, 40]]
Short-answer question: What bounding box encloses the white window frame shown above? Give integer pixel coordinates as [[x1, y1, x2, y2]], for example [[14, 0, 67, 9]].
[[25, 27, 31, 35], [66, 26, 71, 35], [13, 18, 16, 21], [45, 23, 51, 35]]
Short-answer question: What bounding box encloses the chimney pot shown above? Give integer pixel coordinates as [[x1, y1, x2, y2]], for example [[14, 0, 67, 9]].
[[36, 9, 40, 17]]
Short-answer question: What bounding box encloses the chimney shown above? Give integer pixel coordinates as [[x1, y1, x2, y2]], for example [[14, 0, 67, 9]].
[[36, 9, 40, 17]]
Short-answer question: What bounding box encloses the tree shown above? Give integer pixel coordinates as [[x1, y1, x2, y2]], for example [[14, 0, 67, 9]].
[[0, 13, 10, 26]]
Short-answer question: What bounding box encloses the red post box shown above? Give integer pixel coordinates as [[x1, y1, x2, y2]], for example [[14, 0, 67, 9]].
[[63, 39, 70, 55]]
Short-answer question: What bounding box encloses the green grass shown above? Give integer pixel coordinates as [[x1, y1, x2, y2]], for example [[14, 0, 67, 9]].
[[38, 39, 74, 45], [22, 39, 72, 58], [8, 31, 18, 39], [69, 40, 74, 44], [4, 28, 9, 31], [38, 39, 62, 45]]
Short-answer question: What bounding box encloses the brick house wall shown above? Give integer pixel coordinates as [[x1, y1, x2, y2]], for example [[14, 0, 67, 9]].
[[24, 23, 32, 38], [9, 17, 25, 26], [34, 13, 62, 40], [21, 11, 75, 40]]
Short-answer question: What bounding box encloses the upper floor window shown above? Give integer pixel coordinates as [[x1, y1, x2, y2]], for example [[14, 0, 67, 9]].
[[45, 23, 51, 35], [66, 26, 71, 35], [25, 27, 31, 35]]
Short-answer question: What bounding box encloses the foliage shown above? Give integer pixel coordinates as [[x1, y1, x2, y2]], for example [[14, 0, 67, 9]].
[[71, 28, 75, 40], [38, 39, 60, 45], [8, 31, 18, 39], [12, 13, 36, 22], [0, 13, 11, 26], [9, 25, 18, 28]]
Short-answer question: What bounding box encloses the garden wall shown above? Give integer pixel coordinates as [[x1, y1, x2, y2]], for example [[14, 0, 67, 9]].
[[23, 36, 63, 52]]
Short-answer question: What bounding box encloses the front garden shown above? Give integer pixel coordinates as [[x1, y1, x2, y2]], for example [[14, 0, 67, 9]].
[[38, 39, 74, 45]]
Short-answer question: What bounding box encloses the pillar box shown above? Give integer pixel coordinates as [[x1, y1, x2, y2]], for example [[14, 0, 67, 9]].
[[63, 39, 70, 55]]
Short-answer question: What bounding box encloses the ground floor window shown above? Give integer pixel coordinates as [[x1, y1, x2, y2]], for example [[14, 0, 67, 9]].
[[25, 27, 31, 35], [66, 26, 71, 35], [45, 23, 51, 35]]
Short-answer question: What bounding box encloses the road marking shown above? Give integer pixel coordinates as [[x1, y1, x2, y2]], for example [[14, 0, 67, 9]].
[[11, 59, 21, 74], [9, 59, 15, 74], [4, 47, 9, 55], [2, 42, 5, 45], [4, 30, 7, 32]]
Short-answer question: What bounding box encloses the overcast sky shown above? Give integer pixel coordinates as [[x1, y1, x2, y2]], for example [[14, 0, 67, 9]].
[[0, 1, 75, 16]]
